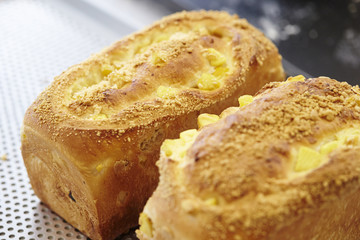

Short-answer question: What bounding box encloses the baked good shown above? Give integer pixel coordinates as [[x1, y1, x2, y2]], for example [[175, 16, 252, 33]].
[[20, 10, 284, 240], [138, 76, 360, 240]]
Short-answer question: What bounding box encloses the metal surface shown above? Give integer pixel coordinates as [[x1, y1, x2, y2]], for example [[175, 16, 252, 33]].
[[0, 0, 155, 239]]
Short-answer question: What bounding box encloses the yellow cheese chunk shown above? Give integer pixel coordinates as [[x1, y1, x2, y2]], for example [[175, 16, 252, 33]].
[[205, 48, 226, 67], [238, 95, 254, 107], [139, 213, 153, 238], [156, 86, 178, 99], [336, 128, 360, 146], [286, 75, 305, 83], [96, 164, 104, 173], [92, 113, 108, 120], [293, 127, 360, 174], [161, 139, 181, 157], [212, 66, 229, 77], [197, 113, 220, 128], [151, 52, 165, 65], [220, 107, 239, 119], [197, 73, 221, 90], [195, 26, 209, 35], [295, 146, 322, 172], [180, 129, 198, 142], [280, 75, 305, 86], [205, 197, 218, 206], [101, 64, 114, 76], [320, 141, 339, 155], [161, 129, 199, 161]]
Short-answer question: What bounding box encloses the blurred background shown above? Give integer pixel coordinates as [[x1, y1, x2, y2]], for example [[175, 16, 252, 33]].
[[78, 0, 360, 84], [0, 0, 359, 239], [2, 0, 359, 86]]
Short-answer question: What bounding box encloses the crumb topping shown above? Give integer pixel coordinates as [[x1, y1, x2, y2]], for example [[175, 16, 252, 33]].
[[29, 10, 281, 138], [173, 77, 360, 238]]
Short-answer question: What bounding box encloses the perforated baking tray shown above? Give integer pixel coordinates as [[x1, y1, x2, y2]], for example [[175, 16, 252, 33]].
[[0, 0, 164, 239], [0, 1, 310, 239]]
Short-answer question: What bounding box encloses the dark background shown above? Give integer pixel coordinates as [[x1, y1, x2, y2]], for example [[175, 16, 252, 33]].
[[159, 0, 360, 85]]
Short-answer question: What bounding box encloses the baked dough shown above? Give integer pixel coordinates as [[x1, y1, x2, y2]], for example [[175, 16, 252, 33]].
[[20, 10, 284, 240], [138, 76, 360, 240]]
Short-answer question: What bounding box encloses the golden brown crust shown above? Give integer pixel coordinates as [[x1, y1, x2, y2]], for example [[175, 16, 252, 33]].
[[21, 10, 284, 240], [139, 77, 360, 240]]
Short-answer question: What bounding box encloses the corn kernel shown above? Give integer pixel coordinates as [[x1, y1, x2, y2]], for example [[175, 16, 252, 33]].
[[179, 149, 187, 158], [295, 146, 322, 172], [195, 26, 209, 35], [220, 107, 239, 119], [205, 197, 218, 206], [101, 64, 114, 76], [161, 139, 175, 157], [139, 213, 153, 238], [213, 66, 229, 77], [96, 164, 104, 173], [336, 128, 360, 144], [197, 73, 221, 90], [205, 48, 226, 66], [152, 52, 165, 65], [344, 135, 359, 146], [197, 113, 220, 128], [156, 86, 178, 99], [180, 129, 198, 142], [112, 61, 123, 68], [320, 141, 339, 155], [286, 75, 305, 83], [238, 95, 254, 107], [92, 113, 108, 120], [336, 128, 360, 147]]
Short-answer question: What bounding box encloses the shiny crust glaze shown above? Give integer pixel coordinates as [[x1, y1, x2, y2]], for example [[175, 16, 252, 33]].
[[139, 77, 360, 240], [21, 10, 284, 240]]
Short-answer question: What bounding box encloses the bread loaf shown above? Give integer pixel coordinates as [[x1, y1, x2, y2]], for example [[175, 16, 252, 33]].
[[138, 76, 360, 240], [21, 11, 284, 240]]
